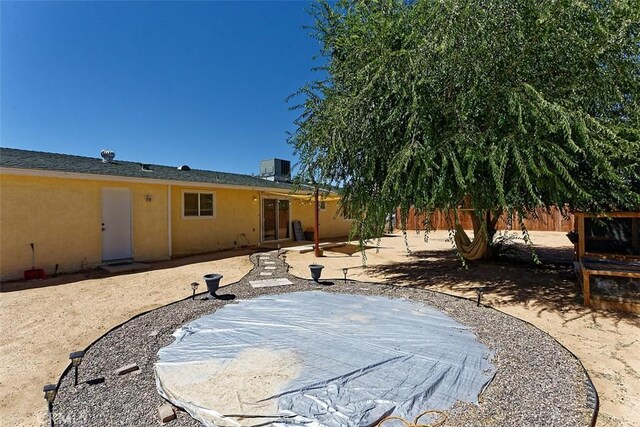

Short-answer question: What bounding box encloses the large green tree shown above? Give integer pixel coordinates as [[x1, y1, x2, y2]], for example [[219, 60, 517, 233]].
[[290, 0, 640, 257]]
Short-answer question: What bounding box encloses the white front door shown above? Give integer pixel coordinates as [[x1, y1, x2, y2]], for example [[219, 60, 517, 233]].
[[102, 188, 132, 261]]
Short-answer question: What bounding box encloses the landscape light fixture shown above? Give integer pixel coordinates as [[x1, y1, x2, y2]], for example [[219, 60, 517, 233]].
[[342, 268, 349, 283], [476, 288, 484, 307], [43, 384, 57, 427], [69, 351, 85, 386], [191, 282, 199, 300]]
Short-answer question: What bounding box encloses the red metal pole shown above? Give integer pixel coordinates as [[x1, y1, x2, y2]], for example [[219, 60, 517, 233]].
[[314, 188, 320, 257]]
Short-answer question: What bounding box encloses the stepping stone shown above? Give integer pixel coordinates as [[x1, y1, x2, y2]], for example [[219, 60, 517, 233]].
[[115, 363, 140, 376], [249, 278, 293, 288], [265, 266, 276, 270], [264, 261, 276, 265], [158, 404, 176, 423], [259, 272, 273, 276]]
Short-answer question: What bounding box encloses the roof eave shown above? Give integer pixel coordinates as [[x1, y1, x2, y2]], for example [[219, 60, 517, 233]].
[[0, 166, 321, 195]]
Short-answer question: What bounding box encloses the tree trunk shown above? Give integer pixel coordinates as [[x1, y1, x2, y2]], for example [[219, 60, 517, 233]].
[[468, 209, 502, 260]]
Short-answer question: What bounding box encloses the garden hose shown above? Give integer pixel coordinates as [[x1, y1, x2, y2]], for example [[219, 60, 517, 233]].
[[376, 409, 448, 427]]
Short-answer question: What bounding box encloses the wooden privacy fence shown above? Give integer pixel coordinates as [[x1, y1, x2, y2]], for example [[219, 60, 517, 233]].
[[397, 206, 574, 232]]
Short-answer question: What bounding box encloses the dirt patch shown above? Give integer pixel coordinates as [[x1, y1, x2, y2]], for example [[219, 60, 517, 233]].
[[156, 348, 302, 426], [322, 243, 376, 256], [0, 250, 253, 427]]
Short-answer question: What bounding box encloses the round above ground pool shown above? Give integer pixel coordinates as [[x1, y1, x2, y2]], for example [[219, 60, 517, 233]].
[[155, 291, 495, 426]]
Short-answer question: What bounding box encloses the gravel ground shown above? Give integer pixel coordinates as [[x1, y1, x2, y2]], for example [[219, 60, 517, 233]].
[[53, 251, 596, 426]]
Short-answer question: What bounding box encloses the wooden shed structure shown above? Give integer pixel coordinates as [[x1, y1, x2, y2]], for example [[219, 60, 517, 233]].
[[574, 212, 640, 313]]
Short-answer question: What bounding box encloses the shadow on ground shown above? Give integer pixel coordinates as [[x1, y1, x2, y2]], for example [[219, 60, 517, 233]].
[[366, 244, 639, 326], [0, 248, 257, 293], [203, 293, 236, 301]]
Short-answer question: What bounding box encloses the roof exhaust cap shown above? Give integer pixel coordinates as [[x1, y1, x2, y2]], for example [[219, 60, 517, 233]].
[[101, 150, 115, 163]]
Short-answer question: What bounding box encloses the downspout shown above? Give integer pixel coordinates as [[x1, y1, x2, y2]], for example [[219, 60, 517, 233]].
[[167, 185, 172, 258], [259, 192, 263, 245], [314, 188, 320, 257]]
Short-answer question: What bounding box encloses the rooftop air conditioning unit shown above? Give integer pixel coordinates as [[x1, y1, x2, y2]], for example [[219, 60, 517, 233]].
[[259, 159, 291, 182]]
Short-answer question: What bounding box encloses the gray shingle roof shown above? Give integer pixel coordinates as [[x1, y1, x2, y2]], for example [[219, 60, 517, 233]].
[[0, 147, 303, 191]]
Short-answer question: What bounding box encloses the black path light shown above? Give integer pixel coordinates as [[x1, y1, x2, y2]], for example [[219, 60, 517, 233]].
[[69, 351, 85, 386], [191, 282, 199, 300], [43, 384, 57, 427], [476, 287, 486, 307], [342, 268, 349, 283]]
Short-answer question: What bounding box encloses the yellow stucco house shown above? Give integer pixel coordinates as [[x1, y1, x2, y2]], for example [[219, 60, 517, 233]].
[[0, 148, 351, 282]]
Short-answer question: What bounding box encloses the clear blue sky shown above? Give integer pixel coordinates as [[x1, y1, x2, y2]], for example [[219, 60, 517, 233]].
[[1, 1, 321, 175]]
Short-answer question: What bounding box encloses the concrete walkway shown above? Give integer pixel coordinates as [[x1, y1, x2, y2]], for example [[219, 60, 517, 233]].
[[249, 251, 293, 287]]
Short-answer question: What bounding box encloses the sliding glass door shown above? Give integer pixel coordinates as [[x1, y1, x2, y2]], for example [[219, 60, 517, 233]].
[[262, 198, 290, 241]]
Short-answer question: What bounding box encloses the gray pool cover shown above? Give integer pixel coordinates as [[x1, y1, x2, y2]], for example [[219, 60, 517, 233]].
[[155, 291, 495, 426]]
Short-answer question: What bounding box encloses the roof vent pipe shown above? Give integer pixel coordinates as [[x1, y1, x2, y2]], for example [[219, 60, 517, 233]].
[[100, 150, 115, 163]]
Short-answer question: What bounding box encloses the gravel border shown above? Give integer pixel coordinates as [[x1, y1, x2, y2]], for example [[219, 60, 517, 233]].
[[52, 251, 596, 426]]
